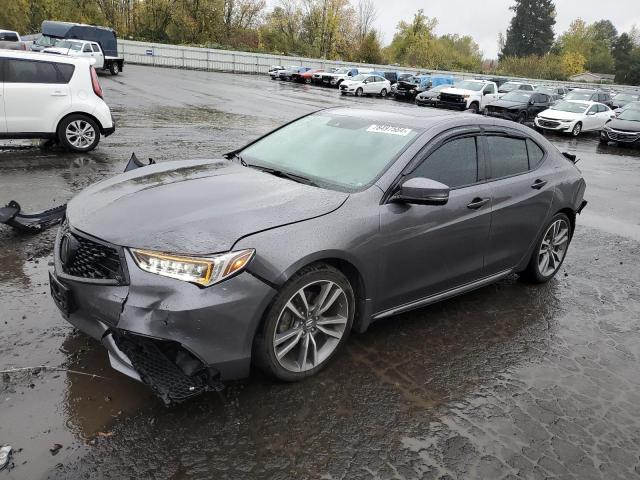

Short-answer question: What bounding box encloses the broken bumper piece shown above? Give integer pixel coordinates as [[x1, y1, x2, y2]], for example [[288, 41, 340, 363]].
[[0, 200, 66, 233], [110, 332, 224, 406]]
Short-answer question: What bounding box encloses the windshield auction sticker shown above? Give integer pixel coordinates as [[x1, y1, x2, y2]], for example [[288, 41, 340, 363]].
[[367, 125, 412, 136]]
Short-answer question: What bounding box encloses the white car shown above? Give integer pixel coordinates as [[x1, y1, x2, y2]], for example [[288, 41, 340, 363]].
[[339, 74, 391, 97], [42, 39, 124, 75], [0, 50, 115, 152], [270, 65, 297, 80], [438, 79, 500, 113], [497, 81, 535, 98], [535, 100, 615, 137]]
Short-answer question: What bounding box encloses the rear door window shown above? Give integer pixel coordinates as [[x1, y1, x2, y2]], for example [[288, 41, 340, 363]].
[[526, 139, 545, 168], [5, 59, 60, 84], [411, 137, 478, 188], [486, 136, 529, 178], [91, 43, 101, 53], [56, 63, 75, 83]]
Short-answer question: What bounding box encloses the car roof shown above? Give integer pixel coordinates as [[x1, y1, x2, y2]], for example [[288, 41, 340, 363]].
[[0, 50, 90, 65], [322, 106, 488, 130], [0, 29, 19, 34]]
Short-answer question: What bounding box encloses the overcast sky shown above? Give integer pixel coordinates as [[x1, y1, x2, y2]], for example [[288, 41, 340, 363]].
[[372, 0, 640, 58]]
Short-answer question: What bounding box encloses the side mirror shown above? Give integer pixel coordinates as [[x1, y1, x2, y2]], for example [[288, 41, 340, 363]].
[[392, 177, 450, 206], [363, 80, 368, 84], [529, 99, 535, 105], [587, 111, 596, 116]]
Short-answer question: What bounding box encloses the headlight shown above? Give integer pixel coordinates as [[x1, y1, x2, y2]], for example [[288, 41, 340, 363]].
[[130, 248, 255, 286]]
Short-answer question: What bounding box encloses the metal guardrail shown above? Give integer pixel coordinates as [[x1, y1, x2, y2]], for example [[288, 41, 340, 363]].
[[118, 39, 637, 91]]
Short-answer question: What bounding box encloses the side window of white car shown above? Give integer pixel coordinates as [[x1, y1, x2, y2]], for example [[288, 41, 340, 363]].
[[83, 44, 92, 53], [587, 105, 598, 115], [92, 44, 101, 53], [484, 84, 495, 94], [5, 59, 60, 84]]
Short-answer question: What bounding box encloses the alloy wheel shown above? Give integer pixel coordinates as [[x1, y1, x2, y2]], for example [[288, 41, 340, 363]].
[[65, 120, 96, 149], [572, 123, 582, 136], [538, 219, 570, 277], [273, 280, 349, 373]]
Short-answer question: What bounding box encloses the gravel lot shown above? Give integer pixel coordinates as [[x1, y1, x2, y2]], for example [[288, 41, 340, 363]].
[[1, 65, 639, 480]]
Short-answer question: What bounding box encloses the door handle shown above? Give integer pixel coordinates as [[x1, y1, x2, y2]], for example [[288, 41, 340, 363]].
[[531, 179, 547, 190], [467, 197, 490, 209], [50, 91, 67, 96]]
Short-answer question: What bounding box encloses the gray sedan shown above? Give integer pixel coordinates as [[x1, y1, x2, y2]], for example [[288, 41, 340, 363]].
[[49, 107, 587, 402]]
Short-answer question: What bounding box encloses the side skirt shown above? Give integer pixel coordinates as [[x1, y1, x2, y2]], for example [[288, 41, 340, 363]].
[[371, 269, 513, 321]]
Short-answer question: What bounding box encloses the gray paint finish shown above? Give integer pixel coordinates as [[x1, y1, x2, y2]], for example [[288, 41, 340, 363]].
[[55, 107, 586, 381]]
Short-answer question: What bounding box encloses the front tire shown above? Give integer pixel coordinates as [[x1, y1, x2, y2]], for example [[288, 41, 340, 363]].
[[468, 102, 479, 114], [380, 88, 388, 98], [571, 122, 582, 137], [254, 263, 355, 381], [517, 112, 527, 124], [57, 114, 100, 153], [520, 213, 572, 283], [355, 87, 363, 97]]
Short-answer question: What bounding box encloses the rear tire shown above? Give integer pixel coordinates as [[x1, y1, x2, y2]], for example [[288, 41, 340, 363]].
[[520, 213, 572, 283], [253, 263, 355, 382], [109, 62, 120, 75], [57, 114, 100, 153]]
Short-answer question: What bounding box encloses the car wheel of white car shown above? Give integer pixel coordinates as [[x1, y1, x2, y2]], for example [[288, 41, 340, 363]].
[[355, 88, 363, 97], [58, 115, 100, 153], [380, 88, 387, 97], [571, 122, 582, 137], [468, 103, 479, 114]]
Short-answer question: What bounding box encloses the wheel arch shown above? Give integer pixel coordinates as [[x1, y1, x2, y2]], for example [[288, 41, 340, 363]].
[[56, 111, 106, 136]]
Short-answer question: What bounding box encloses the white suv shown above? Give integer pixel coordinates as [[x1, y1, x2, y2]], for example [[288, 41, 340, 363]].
[[0, 51, 114, 152]]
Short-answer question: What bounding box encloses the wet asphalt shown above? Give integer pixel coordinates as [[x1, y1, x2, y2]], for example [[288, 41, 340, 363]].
[[1, 65, 640, 479]]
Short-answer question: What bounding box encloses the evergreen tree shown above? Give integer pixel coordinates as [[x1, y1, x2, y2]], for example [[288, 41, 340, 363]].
[[500, 0, 556, 58], [612, 33, 635, 83]]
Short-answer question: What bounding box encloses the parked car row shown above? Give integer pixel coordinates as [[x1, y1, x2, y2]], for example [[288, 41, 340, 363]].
[[0, 21, 125, 75]]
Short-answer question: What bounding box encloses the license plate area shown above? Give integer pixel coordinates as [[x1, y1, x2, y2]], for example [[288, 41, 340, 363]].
[[49, 271, 74, 316]]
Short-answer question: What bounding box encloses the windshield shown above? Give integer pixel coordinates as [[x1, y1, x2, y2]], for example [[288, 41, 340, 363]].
[[454, 81, 484, 91], [498, 82, 521, 92], [502, 91, 533, 102], [617, 109, 640, 121], [241, 114, 419, 191], [622, 101, 640, 111], [536, 87, 554, 95], [431, 84, 449, 92], [565, 91, 594, 101], [334, 68, 350, 74], [615, 93, 640, 102], [35, 35, 57, 47], [55, 40, 83, 51], [550, 101, 587, 114]]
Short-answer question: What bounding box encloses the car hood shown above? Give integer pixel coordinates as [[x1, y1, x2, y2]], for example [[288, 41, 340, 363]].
[[66, 160, 349, 254], [607, 119, 640, 132], [417, 91, 438, 99], [488, 99, 526, 109], [440, 87, 479, 96], [538, 109, 582, 120]]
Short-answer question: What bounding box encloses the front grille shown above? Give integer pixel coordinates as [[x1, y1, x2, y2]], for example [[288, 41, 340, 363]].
[[322, 75, 332, 83], [538, 118, 560, 128], [606, 129, 640, 142], [58, 221, 125, 283], [440, 93, 465, 104]]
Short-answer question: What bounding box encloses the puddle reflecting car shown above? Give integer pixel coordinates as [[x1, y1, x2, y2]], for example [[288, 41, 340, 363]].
[[485, 91, 554, 124], [49, 107, 587, 403], [535, 100, 615, 137], [339, 74, 391, 97], [600, 107, 640, 146], [0, 50, 115, 152]]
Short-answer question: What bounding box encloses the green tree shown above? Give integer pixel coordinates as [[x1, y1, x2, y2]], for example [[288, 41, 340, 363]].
[[356, 30, 382, 63], [612, 33, 635, 83], [500, 0, 556, 58]]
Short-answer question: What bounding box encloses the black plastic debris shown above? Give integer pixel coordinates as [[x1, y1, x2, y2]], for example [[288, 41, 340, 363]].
[[113, 334, 223, 406], [124, 152, 156, 172], [0, 200, 66, 233], [562, 152, 578, 164]]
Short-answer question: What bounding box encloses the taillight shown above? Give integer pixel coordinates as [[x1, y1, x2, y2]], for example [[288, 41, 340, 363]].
[[90, 66, 103, 98]]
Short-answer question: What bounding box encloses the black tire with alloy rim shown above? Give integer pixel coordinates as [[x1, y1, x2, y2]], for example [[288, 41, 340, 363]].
[[305, 78, 311, 84], [355, 87, 363, 97], [571, 122, 582, 137], [57, 114, 100, 153], [380, 88, 387, 97], [254, 263, 355, 381], [109, 62, 120, 75], [520, 213, 572, 283], [468, 102, 479, 114]]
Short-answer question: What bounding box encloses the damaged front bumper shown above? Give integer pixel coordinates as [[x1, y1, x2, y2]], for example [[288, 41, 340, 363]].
[[50, 224, 277, 404]]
